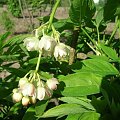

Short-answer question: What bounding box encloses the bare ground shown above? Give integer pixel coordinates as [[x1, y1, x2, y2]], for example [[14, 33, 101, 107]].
[[0, 5, 69, 34]]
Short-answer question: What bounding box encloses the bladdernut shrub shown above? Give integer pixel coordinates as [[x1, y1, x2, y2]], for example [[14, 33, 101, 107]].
[[12, 12, 72, 106]]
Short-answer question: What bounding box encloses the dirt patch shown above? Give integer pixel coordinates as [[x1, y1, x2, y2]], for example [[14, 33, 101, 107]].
[[0, 5, 69, 34]]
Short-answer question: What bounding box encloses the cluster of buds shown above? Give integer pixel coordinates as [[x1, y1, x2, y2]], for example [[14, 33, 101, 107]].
[[12, 75, 59, 106], [24, 34, 70, 61]]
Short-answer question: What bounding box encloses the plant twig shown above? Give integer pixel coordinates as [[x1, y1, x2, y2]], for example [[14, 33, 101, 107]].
[[36, 51, 42, 72], [81, 27, 96, 45], [47, 0, 60, 32], [69, 27, 79, 65], [107, 17, 119, 45]]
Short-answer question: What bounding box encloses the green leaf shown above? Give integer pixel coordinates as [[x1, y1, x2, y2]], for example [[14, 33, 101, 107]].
[[22, 106, 37, 120], [69, 0, 95, 25], [100, 44, 118, 60], [115, 6, 120, 16], [65, 114, 81, 120], [59, 97, 95, 110], [79, 112, 100, 120], [0, 54, 20, 61], [91, 96, 107, 114], [39, 71, 53, 81], [88, 55, 109, 61], [3, 34, 31, 48], [41, 104, 93, 118], [58, 72, 102, 96], [104, 0, 120, 21], [53, 18, 74, 32], [0, 87, 12, 99], [80, 59, 119, 76], [69, 0, 86, 25], [9, 102, 22, 115], [0, 32, 10, 49], [35, 100, 48, 118], [19, 44, 29, 56], [95, 8, 104, 27], [66, 112, 100, 120], [27, 57, 51, 65]]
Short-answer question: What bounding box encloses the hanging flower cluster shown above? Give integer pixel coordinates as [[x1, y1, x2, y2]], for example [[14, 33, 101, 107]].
[[23, 29, 70, 61], [12, 22, 71, 106], [12, 73, 59, 106]]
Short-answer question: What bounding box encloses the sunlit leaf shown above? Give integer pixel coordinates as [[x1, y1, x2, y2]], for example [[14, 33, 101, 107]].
[[58, 72, 102, 96], [59, 97, 95, 110], [41, 104, 93, 118]]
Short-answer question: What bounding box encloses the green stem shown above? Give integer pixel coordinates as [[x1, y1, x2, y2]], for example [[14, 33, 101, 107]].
[[81, 27, 96, 45], [86, 42, 100, 55], [81, 27, 102, 55], [52, 25, 60, 42], [96, 26, 100, 42], [107, 17, 119, 45], [47, 0, 60, 31], [36, 51, 42, 72]]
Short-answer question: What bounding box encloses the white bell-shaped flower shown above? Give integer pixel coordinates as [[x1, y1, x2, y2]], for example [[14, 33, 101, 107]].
[[21, 82, 35, 96], [39, 35, 57, 56], [22, 96, 30, 106], [36, 86, 46, 100], [54, 43, 70, 61], [12, 88, 19, 93], [19, 78, 28, 88], [46, 78, 59, 90], [12, 92, 23, 102], [24, 37, 39, 51]]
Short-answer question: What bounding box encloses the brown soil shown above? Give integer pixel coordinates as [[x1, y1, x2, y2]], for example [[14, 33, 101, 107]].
[[0, 5, 69, 34]]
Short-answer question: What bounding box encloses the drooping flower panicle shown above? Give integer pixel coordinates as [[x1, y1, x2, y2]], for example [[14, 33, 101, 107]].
[[13, 21, 71, 106], [23, 33, 71, 61], [12, 74, 59, 106]]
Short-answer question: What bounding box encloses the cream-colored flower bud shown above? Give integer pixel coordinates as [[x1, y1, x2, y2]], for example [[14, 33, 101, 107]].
[[30, 96, 36, 104], [24, 37, 39, 51], [54, 43, 70, 61], [21, 83, 35, 96], [19, 78, 28, 88], [39, 35, 57, 56], [22, 96, 30, 106], [12, 88, 19, 93], [12, 92, 23, 102], [36, 86, 46, 100], [46, 78, 59, 90]]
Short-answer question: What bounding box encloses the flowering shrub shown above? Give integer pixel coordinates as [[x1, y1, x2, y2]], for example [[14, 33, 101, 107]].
[[0, 0, 120, 120]]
